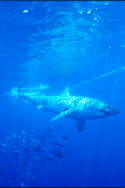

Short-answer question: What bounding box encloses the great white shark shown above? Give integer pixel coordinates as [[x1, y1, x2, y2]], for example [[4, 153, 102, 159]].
[[8, 86, 119, 132]]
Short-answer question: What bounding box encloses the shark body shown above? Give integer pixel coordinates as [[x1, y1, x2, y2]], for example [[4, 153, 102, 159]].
[[15, 86, 119, 132]]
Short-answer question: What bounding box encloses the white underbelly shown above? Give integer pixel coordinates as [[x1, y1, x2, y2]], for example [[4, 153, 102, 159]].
[[69, 110, 105, 119]]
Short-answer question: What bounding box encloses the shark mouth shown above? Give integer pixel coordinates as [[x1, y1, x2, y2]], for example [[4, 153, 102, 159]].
[[99, 109, 109, 115], [99, 108, 120, 116]]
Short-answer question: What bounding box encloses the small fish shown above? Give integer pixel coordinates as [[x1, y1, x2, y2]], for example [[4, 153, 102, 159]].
[[46, 155, 54, 161], [50, 149, 64, 158], [61, 135, 70, 140], [51, 142, 65, 148]]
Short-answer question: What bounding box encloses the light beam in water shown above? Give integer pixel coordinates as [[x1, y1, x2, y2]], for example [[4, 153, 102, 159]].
[[70, 66, 125, 90]]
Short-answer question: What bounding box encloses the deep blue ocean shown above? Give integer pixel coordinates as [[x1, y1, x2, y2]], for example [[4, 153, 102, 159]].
[[0, 1, 125, 187]]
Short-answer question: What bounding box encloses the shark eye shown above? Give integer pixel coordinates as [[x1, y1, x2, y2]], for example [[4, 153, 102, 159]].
[[100, 109, 109, 115]]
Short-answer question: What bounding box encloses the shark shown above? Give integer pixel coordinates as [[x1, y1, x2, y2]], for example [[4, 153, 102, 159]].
[[9, 86, 119, 132]]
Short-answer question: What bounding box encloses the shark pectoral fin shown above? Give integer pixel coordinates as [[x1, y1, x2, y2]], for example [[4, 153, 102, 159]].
[[76, 118, 86, 132], [50, 108, 74, 122]]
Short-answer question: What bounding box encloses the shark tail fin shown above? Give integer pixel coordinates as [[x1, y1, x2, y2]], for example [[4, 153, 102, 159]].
[[15, 87, 25, 103], [16, 87, 43, 109]]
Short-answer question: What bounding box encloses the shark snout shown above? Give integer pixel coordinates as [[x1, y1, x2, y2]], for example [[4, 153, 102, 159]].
[[102, 105, 120, 115], [97, 101, 120, 116], [110, 106, 120, 115]]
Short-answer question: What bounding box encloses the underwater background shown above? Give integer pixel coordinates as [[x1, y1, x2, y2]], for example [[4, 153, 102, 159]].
[[0, 0, 125, 187]]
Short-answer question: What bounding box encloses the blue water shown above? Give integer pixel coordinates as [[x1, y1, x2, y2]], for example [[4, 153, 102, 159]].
[[0, 1, 125, 187]]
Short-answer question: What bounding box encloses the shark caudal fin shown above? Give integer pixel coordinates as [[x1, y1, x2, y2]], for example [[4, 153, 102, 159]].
[[15, 87, 25, 103], [12, 86, 44, 110]]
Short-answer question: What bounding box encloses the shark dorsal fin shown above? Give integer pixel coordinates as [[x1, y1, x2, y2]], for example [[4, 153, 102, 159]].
[[50, 108, 74, 122], [61, 86, 70, 97]]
